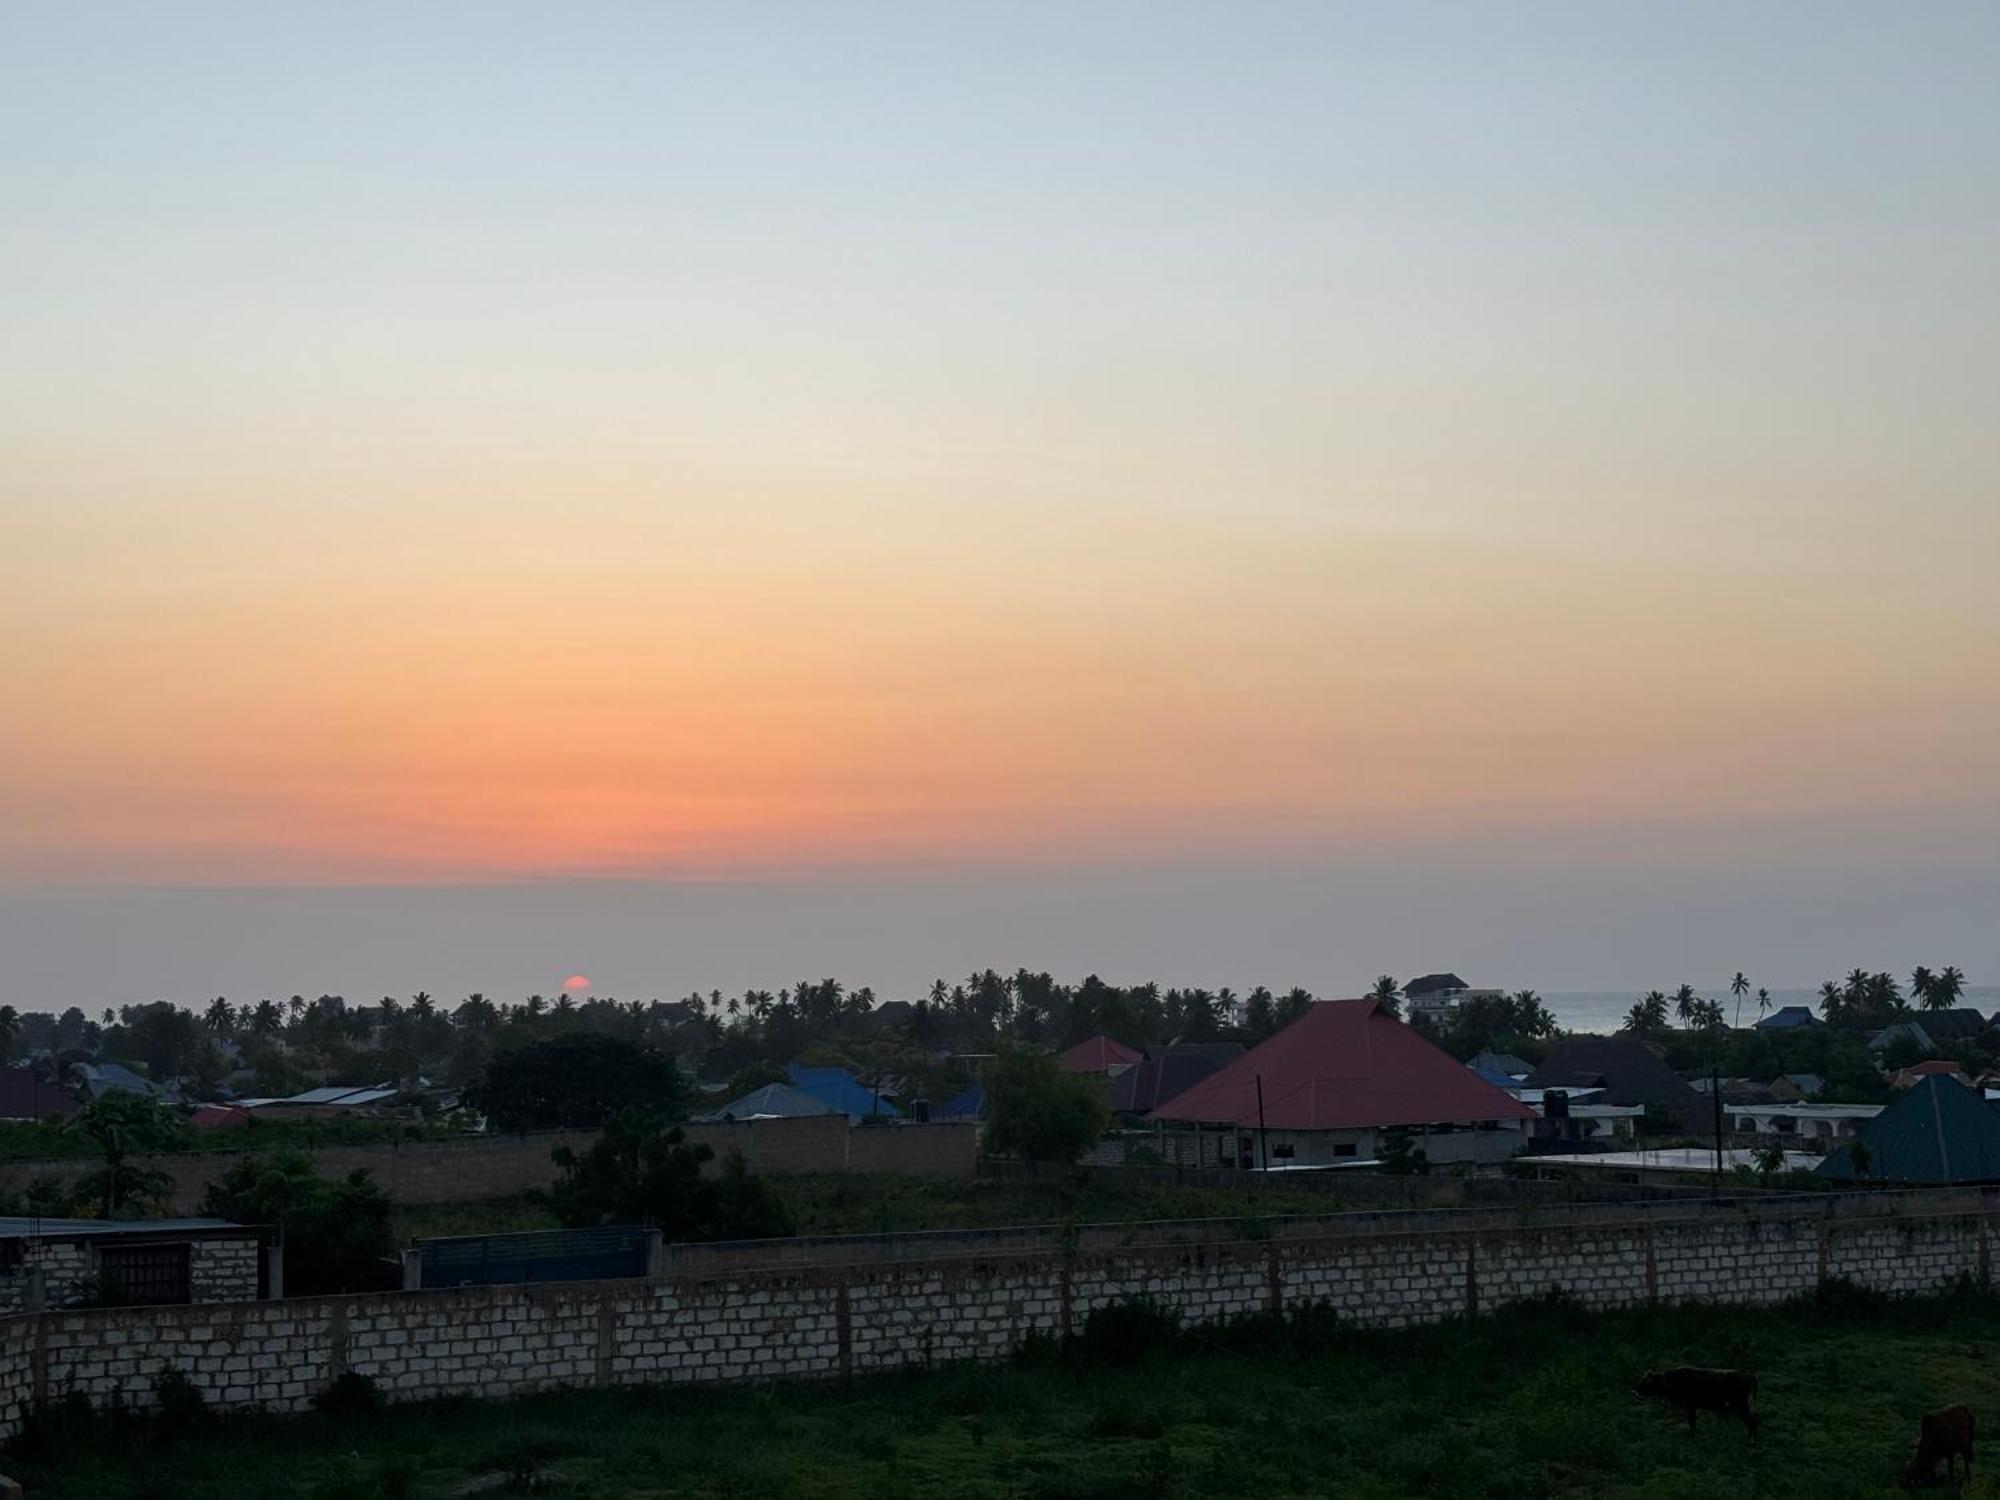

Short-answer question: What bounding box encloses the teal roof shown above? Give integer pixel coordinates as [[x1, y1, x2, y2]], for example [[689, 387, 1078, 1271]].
[[1817, 1074, 2000, 1184]]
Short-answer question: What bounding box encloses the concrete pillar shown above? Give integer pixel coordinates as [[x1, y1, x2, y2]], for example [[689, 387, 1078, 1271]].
[[644, 1230, 667, 1278], [19, 1267, 43, 1315], [399, 1248, 423, 1291], [264, 1242, 286, 1301]]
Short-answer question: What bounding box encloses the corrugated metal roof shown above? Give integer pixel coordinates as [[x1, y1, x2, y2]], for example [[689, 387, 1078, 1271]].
[[1817, 1074, 2000, 1184], [1057, 1036, 1142, 1073], [0, 1216, 250, 1239], [1149, 999, 1535, 1131]]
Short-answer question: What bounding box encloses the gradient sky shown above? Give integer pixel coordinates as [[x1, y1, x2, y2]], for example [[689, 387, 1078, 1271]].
[[5, 4, 1997, 1006]]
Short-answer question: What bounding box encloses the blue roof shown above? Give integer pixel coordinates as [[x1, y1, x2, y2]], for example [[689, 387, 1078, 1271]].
[[934, 1083, 986, 1119], [697, 1082, 840, 1122], [786, 1063, 899, 1120], [1470, 1065, 1522, 1091]]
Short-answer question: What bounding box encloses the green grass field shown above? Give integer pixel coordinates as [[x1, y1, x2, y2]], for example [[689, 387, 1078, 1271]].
[[11, 1287, 2000, 1498]]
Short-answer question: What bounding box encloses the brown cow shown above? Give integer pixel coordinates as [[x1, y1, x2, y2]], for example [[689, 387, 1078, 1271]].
[[1635, 1367, 1759, 1440], [1904, 1404, 1975, 1488]]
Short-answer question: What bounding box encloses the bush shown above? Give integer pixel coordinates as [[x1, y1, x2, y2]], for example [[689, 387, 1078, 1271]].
[[548, 1114, 793, 1242], [1077, 1299, 1182, 1366], [201, 1151, 396, 1296], [312, 1371, 385, 1421], [984, 1048, 1110, 1167]]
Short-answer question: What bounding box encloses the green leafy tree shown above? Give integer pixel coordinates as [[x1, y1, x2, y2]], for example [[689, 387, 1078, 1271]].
[[547, 1112, 792, 1241], [467, 1034, 685, 1131], [201, 1151, 395, 1296], [984, 1047, 1111, 1167], [62, 1093, 187, 1217]]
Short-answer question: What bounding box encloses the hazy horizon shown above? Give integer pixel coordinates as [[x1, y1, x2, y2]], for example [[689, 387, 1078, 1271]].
[[7, 3, 1997, 1002]]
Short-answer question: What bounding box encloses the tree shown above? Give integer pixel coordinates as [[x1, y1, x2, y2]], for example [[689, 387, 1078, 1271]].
[[1369, 976, 1401, 1017], [983, 1047, 1110, 1167], [1673, 985, 1699, 1028], [201, 1151, 395, 1296], [1929, 966, 1966, 1012], [62, 1093, 187, 1217], [467, 1034, 685, 1132], [0, 1006, 19, 1064], [1624, 990, 1671, 1036], [1730, 972, 1750, 1029], [547, 1112, 792, 1241], [1755, 987, 1772, 1023]]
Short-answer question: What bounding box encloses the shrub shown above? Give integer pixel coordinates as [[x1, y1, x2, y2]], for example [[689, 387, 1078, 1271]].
[[467, 1035, 685, 1132], [983, 1048, 1110, 1167], [201, 1152, 396, 1296], [548, 1115, 793, 1242], [313, 1371, 385, 1421]]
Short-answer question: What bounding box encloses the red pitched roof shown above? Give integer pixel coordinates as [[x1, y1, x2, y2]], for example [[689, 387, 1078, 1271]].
[[1057, 1035, 1142, 1073], [1148, 999, 1535, 1130]]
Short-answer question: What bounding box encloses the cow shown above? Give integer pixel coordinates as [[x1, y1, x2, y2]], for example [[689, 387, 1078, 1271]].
[[1904, 1404, 1975, 1488], [1634, 1367, 1759, 1440]]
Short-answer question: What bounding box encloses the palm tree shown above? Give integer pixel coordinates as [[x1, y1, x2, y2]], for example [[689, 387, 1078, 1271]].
[[1730, 972, 1750, 1028], [1369, 975, 1401, 1017], [1818, 980, 1844, 1022], [250, 999, 282, 1038], [1932, 966, 1967, 1011], [1912, 967, 1936, 1007], [1755, 986, 1772, 1022], [1639, 990, 1670, 1032], [1673, 984, 1699, 1027], [0, 1006, 19, 1064], [204, 996, 235, 1035]]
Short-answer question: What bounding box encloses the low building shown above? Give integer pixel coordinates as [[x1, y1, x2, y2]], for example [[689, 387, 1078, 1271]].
[[1057, 1035, 1142, 1077], [1819, 1074, 2000, 1184], [1888, 1060, 1970, 1091], [237, 1082, 400, 1119], [0, 1068, 79, 1123], [1517, 1087, 1644, 1144], [1106, 1043, 1244, 1116], [1869, 1010, 1989, 1054], [786, 1064, 899, 1121], [0, 1217, 267, 1311], [1148, 998, 1534, 1167], [692, 1082, 841, 1123], [1524, 1037, 1705, 1130], [1753, 1005, 1819, 1032], [1528, 1146, 1819, 1185], [1720, 1102, 1881, 1141], [1402, 974, 1505, 1025]]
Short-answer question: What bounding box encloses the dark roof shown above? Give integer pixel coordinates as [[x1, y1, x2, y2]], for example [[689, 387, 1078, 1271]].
[[1057, 1036, 1142, 1073], [1403, 974, 1469, 998], [694, 1083, 840, 1122], [1468, 1051, 1533, 1077], [1817, 1074, 2000, 1184], [1914, 1008, 1988, 1042], [1753, 1006, 1819, 1031], [1524, 1037, 1703, 1124], [1108, 1043, 1245, 1114], [0, 1069, 78, 1121], [1150, 1000, 1534, 1131], [0, 1217, 251, 1241]]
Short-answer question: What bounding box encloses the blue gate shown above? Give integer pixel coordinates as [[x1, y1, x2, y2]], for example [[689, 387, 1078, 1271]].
[[416, 1225, 650, 1288]]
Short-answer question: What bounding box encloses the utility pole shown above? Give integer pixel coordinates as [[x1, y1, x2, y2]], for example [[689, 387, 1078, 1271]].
[[1255, 1073, 1270, 1173], [1711, 1046, 1725, 1198]]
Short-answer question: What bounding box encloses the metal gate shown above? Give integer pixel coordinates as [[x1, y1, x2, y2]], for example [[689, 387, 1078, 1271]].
[[96, 1243, 193, 1306], [415, 1226, 649, 1288]]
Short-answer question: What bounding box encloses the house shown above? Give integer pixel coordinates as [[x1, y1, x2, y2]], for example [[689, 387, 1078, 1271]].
[[1690, 1077, 1780, 1106], [1057, 1035, 1142, 1077], [0, 1217, 268, 1312], [1818, 1074, 2000, 1184], [1720, 1102, 1881, 1142], [1106, 1043, 1244, 1115], [1870, 1010, 1988, 1054], [1524, 1037, 1705, 1130], [1468, 1051, 1533, 1082], [0, 1068, 79, 1122], [1888, 1060, 1970, 1091], [1753, 1006, 1819, 1032], [1516, 1087, 1644, 1144], [1404, 975, 1507, 1026], [786, 1064, 899, 1121], [1148, 998, 1535, 1167], [237, 1083, 399, 1119], [75, 1061, 180, 1104], [692, 1082, 840, 1123], [1770, 1073, 1825, 1101], [189, 1104, 251, 1129]]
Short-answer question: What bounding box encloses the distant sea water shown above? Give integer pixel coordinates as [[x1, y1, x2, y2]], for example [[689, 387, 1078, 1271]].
[[1541, 987, 2000, 1036]]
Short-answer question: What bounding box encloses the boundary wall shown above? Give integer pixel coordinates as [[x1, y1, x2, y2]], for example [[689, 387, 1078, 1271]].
[[0, 1187, 1994, 1441]]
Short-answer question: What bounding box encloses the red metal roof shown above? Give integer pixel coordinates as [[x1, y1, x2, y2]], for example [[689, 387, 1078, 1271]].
[[1148, 999, 1535, 1130], [1057, 1035, 1142, 1073]]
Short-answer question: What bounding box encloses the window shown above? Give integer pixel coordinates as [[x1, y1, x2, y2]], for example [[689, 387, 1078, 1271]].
[[1271, 1143, 1296, 1160], [1332, 1143, 1358, 1158], [95, 1243, 192, 1307]]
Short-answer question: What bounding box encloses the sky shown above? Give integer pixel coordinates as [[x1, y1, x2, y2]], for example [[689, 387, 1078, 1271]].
[[4, 3, 1997, 1008]]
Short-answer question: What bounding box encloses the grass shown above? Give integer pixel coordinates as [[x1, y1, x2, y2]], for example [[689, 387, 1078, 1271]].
[[11, 1286, 2000, 1498]]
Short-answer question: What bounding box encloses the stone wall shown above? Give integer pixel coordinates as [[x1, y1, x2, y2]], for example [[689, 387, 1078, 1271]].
[[0, 1118, 979, 1215], [1, 1190, 1993, 1442], [189, 1240, 262, 1304]]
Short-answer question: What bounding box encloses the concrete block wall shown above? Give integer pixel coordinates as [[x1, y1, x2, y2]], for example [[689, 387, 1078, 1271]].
[[1, 1195, 1996, 1442], [188, 1241, 261, 1304]]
